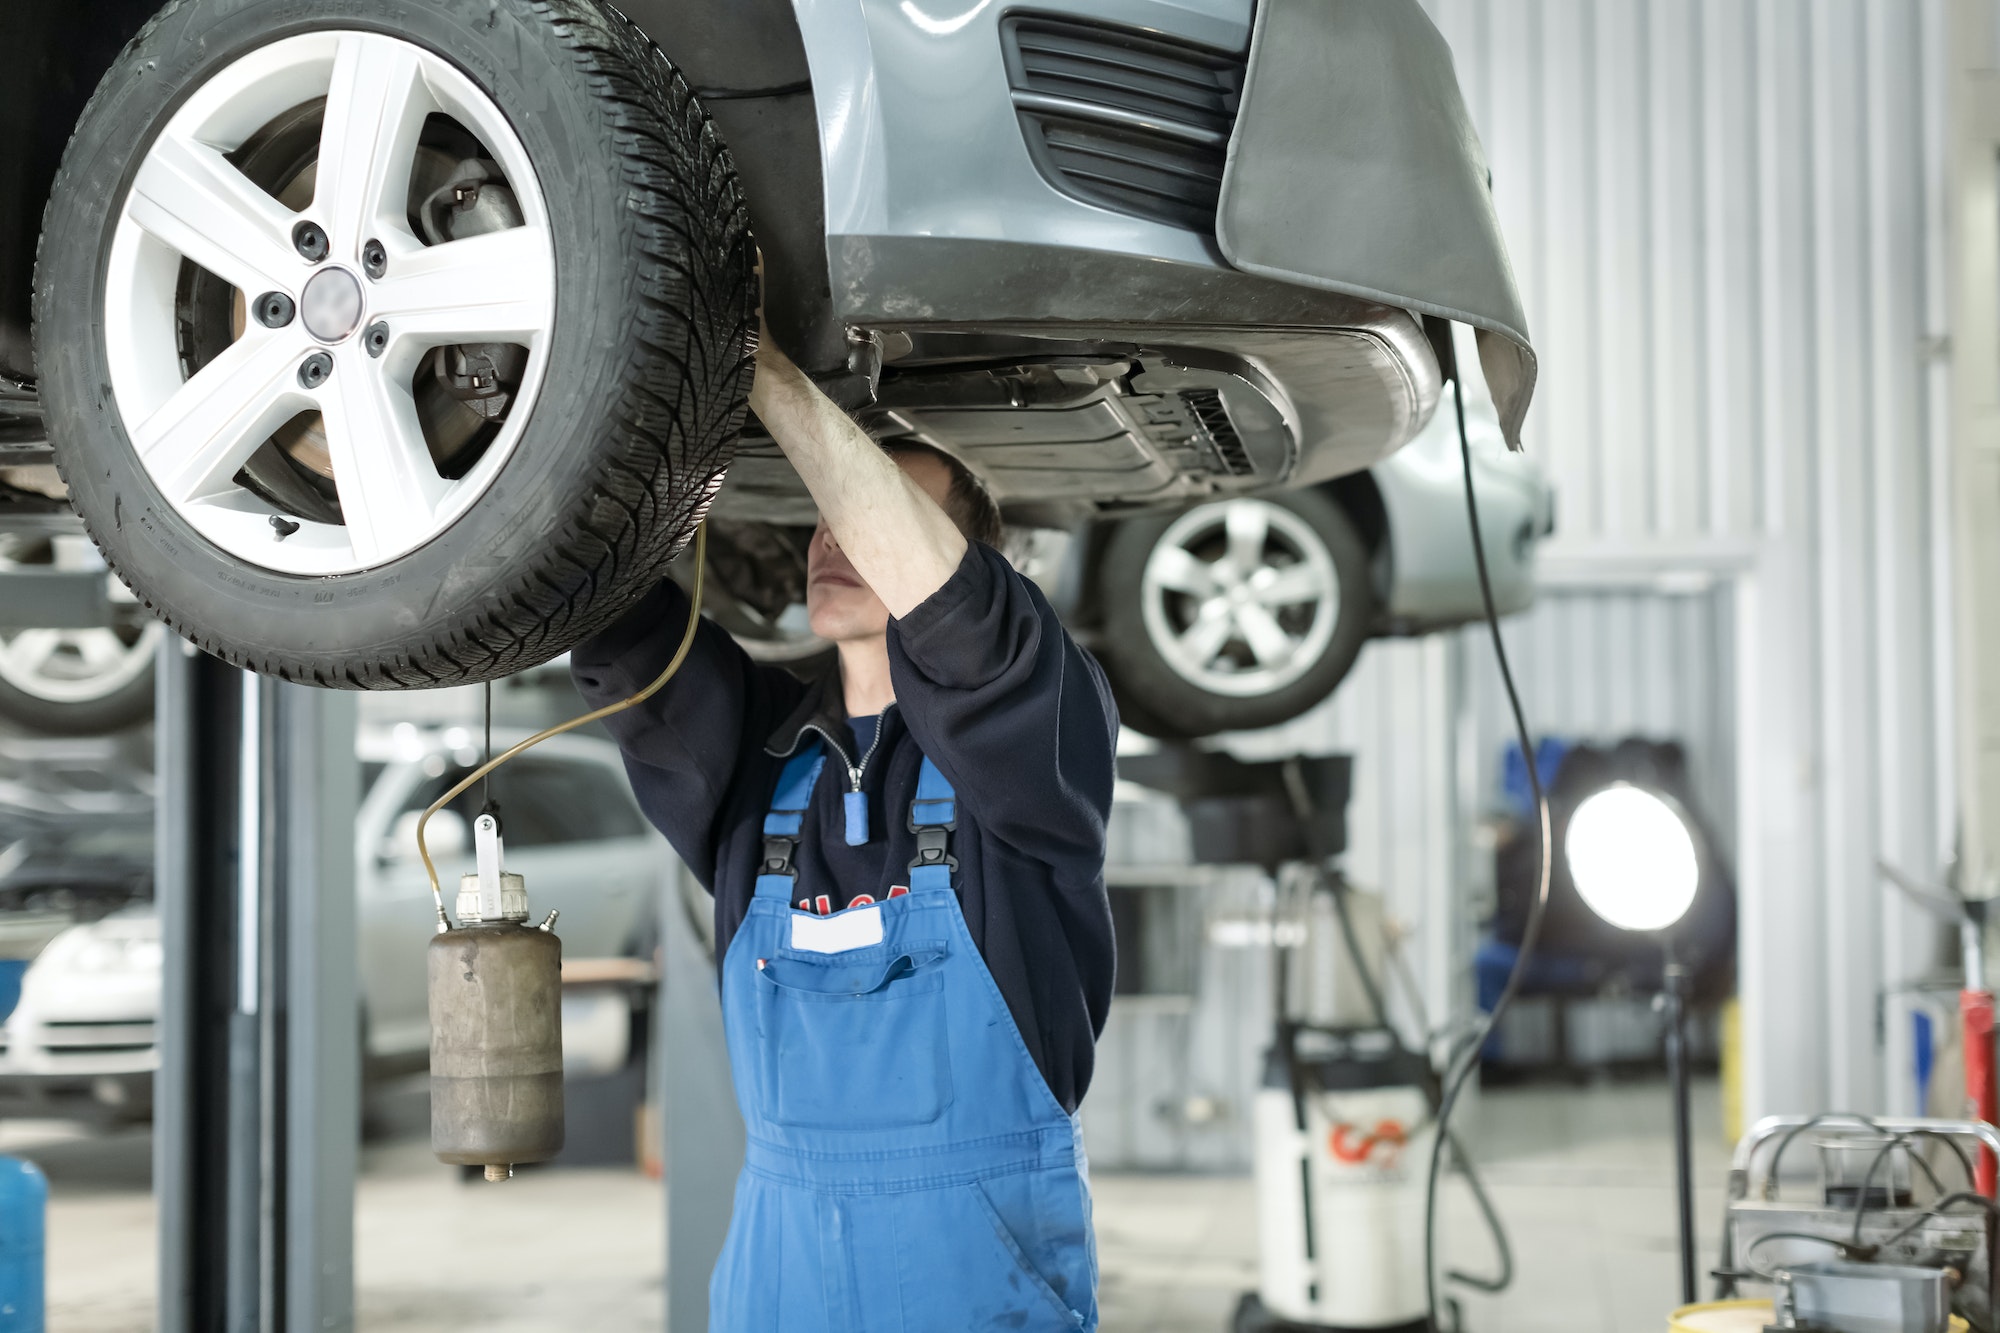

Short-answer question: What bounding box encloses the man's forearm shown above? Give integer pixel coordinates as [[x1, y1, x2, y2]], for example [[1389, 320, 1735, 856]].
[[749, 340, 967, 618]]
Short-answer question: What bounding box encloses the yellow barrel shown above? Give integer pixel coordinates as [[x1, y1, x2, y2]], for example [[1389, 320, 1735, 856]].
[[1670, 1300, 1968, 1333]]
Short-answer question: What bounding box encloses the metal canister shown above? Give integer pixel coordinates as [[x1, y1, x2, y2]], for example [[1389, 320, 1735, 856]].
[[428, 919, 563, 1180]]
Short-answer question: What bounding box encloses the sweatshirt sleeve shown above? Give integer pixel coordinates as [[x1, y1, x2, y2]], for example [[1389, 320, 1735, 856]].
[[886, 543, 1119, 867], [569, 578, 807, 890]]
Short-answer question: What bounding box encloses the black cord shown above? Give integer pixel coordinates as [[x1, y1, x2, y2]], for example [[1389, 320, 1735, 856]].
[[1423, 354, 1553, 1333], [1875, 1191, 2000, 1251], [481, 680, 494, 815], [1764, 1116, 1973, 1199], [1741, 1230, 1864, 1280], [1849, 1133, 1973, 1247]]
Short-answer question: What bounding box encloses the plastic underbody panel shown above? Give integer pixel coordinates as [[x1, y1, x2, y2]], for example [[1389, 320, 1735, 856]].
[[721, 0, 1452, 526]]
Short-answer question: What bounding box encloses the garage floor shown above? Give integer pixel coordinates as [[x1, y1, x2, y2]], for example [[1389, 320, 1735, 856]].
[[14, 1076, 1724, 1333]]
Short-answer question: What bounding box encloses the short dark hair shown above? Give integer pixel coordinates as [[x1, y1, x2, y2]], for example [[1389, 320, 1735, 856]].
[[881, 439, 1004, 547]]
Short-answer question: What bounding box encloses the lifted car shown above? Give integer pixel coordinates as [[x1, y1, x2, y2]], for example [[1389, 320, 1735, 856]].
[[1, 0, 1534, 691]]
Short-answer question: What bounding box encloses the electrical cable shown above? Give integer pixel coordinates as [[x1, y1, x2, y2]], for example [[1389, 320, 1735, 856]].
[[1323, 869, 1514, 1295], [1740, 1231, 1865, 1281], [415, 522, 710, 929], [1763, 1115, 1974, 1200], [1850, 1132, 1974, 1248], [1874, 1191, 2000, 1252], [1423, 350, 1553, 1333]]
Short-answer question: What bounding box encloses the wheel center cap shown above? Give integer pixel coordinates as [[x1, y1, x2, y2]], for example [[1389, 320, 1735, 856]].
[[301, 267, 363, 342]]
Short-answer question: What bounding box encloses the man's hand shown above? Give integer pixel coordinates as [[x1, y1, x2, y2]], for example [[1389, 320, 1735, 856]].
[[749, 333, 968, 619]]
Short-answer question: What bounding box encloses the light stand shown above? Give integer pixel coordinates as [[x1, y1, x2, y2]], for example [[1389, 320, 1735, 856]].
[[1564, 782, 1703, 1309], [1660, 936, 1695, 1304]]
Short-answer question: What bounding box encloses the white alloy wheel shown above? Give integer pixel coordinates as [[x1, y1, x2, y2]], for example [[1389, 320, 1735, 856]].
[[0, 624, 164, 707], [1138, 498, 1341, 698], [0, 535, 163, 714], [102, 31, 556, 576]]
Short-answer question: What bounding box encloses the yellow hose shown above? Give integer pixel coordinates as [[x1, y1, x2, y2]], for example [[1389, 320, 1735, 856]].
[[416, 522, 709, 931]]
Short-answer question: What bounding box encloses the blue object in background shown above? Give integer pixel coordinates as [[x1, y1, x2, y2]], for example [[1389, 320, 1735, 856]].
[[1500, 736, 1573, 820], [0, 1155, 45, 1332], [1913, 1008, 1936, 1118], [0, 961, 27, 1027]]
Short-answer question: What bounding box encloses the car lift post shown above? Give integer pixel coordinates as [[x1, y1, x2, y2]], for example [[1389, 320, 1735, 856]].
[[154, 642, 360, 1332], [659, 860, 745, 1331]]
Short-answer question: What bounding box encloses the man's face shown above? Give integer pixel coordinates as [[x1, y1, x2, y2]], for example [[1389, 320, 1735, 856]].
[[805, 451, 956, 643]]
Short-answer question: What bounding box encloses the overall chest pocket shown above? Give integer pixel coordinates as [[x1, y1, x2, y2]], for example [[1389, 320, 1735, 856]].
[[754, 941, 952, 1129]]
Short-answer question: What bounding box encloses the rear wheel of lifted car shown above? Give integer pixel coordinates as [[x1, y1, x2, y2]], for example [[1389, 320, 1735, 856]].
[[0, 534, 163, 736], [33, 0, 755, 688], [1094, 490, 1374, 739]]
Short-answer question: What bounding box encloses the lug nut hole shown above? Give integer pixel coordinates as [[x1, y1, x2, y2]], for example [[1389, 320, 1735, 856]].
[[363, 321, 390, 358], [298, 352, 334, 389], [293, 221, 329, 263], [362, 239, 387, 279], [253, 291, 295, 329]]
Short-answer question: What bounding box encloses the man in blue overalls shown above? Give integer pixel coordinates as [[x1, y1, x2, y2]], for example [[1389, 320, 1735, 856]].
[[572, 332, 1119, 1332]]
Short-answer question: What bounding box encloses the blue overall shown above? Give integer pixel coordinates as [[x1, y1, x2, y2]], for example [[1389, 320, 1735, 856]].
[[710, 740, 1099, 1332]]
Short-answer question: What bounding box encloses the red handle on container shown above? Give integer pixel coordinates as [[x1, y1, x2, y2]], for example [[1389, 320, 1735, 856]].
[[1962, 989, 1997, 1195]]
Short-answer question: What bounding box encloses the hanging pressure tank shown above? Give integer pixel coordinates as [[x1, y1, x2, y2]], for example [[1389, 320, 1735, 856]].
[[428, 813, 563, 1181]]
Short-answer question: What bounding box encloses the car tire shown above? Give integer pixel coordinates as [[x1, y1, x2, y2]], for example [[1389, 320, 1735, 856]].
[[1095, 490, 1374, 738], [0, 535, 164, 736], [33, 0, 755, 688]]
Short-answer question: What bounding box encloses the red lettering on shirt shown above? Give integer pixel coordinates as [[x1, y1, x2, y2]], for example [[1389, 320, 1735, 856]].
[[814, 895, 832, 916], [849, 894, 876, 907], [888, 885, 910, 899]]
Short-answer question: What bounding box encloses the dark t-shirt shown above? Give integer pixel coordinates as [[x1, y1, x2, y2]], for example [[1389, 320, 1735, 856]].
[[569, 544, 1120, 1112]]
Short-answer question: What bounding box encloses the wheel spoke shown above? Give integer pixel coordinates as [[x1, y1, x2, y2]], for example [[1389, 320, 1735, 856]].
[[71, 632, 130, 672], [1150, 544, 1217, 596], [1234, 603, 1298, 668], [1224, 501, 1271, 579], [1177, 605, 1236, 668], [1251, 563, 1328, 608], [370, 226, 555, 348], [1, 631, 61, 677], [126, 132, 300, 295], [316, 34, 431, 249], [318, 352, 451, 565], [132, 331, 310, 506]]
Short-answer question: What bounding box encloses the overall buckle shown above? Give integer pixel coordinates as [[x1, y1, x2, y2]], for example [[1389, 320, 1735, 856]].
[[911, 825, 956, 870], [761, 835, 797, 877]]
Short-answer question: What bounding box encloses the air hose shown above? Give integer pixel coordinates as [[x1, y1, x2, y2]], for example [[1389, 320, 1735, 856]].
[[414, 521, 710, 929], [1423, 345, 1554, 1333]]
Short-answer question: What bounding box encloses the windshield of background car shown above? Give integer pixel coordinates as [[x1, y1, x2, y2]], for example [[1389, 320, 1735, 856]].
[[398, 756, 648, 847]]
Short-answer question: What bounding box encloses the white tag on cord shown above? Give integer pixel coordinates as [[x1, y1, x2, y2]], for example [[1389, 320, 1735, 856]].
[[474, 814, 504, 922], [789, 905, 884, 954]]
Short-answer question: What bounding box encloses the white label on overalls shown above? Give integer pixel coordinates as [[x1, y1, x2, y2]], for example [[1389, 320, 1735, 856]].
[[789, 904, 885, 953]]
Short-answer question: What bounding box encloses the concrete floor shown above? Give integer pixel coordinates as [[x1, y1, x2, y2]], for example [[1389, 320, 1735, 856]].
[[8, 1074, 1726, 1332]]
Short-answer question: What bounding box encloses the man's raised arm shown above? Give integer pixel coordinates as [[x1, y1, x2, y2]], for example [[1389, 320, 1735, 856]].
[[749, 337, 967, 613]]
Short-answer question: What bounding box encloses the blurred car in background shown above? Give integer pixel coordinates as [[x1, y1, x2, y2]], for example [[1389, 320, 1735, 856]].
[[0, 726, 663, 1118]]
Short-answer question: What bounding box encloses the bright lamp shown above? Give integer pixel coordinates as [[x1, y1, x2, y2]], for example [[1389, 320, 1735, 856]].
[[1564, 784, 1699, 932]]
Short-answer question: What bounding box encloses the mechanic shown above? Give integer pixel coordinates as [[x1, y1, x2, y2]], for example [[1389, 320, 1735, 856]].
[[571, 330, 1118, 1331]]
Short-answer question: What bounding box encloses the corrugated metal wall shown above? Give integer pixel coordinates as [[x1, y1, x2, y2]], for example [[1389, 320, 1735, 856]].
[[1415, 0, 1959, 1120], [1096, 0, 1962, 1132]]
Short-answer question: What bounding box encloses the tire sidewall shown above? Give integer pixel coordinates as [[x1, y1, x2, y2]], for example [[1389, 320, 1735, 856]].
[[37, 0, 712, 676], [1097, 488, 1374, 738]]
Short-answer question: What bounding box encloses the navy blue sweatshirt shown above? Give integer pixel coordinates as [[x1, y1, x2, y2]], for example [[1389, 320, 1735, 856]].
[[569, 543, 1119, 1113]]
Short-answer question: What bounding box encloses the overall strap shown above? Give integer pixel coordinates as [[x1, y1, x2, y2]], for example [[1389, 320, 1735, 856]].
[[755, 742, 827, 901], [906, 756, 957, 896]]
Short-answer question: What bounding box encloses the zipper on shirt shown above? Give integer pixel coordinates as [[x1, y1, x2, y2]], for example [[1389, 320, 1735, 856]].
[[801, 706, 893, 848]]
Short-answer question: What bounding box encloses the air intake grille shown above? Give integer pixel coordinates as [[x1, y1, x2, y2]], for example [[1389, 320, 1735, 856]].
[[1181, 389, 1255, 476], [1002, 16, 1245, 232]]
